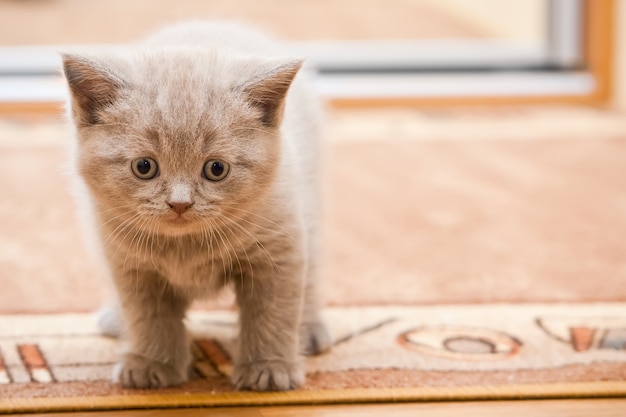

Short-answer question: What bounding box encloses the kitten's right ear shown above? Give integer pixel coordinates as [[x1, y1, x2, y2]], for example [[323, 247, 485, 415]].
[[62, 54, 125, 126], [242, 60, 303, 128]]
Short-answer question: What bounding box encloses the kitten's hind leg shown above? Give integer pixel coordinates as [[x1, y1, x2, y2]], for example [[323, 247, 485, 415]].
[[300, 278, 331, 356], [97, 303, 123, 338], [300, 320, 331, 355]]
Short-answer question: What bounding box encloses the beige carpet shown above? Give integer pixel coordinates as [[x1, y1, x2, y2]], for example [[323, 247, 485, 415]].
[[1, 107, 626, 411]]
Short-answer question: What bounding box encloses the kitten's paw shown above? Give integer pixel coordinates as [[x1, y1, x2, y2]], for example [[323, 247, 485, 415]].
[[301, 321, 332, 356], [233, 359, 304, 391], [113, 354, 187, 389]]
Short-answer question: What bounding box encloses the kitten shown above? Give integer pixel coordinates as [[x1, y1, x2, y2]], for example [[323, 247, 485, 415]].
[[62, 21, 330, 391]]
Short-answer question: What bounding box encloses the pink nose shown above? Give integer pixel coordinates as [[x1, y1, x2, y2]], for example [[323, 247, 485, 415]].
[[168, 201, 192, 215]]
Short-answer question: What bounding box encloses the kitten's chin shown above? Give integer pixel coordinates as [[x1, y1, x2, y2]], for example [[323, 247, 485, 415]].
[[160, 217, 198, 236]]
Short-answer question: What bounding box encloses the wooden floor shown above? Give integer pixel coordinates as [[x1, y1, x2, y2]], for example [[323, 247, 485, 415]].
[[14, 399, 626, 417]]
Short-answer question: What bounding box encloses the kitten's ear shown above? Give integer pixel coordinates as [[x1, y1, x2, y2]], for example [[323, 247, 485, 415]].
[[243, 60, 303, 128], [62, 54, 125, 126]]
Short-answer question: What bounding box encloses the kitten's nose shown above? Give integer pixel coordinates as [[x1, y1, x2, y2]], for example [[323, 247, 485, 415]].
[[168, 201, 192, 215]]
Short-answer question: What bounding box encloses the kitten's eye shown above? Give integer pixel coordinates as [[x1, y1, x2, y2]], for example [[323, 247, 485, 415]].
[[203, 159, 230, 181], [131, 158, 158, 180]]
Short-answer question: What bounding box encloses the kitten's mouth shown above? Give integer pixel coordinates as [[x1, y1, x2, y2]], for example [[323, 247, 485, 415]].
[[166, 216, 192, 224], [164, 212, 194, 226]]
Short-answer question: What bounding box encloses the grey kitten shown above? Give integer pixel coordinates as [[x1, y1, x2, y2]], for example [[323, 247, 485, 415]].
[[62, 21, 330, 391]]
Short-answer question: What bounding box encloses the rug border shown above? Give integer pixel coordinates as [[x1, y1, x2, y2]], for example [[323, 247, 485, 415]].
[[2, 381, 626, 414]]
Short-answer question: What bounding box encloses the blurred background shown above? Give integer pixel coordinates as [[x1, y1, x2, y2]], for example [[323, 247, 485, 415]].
[[0, 0, 547, 44], [0, 0, 624, 107], [0, 0, 625, 311]]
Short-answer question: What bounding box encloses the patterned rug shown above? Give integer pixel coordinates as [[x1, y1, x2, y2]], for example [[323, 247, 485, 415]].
[[2, 303, 626, 413]]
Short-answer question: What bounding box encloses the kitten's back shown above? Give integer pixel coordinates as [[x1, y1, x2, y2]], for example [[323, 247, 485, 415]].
[[143, 21, 281, 56]]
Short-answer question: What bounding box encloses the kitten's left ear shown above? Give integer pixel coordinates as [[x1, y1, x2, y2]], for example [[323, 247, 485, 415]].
[[243, 60, 303, 128], [62, 53, 126, 126]]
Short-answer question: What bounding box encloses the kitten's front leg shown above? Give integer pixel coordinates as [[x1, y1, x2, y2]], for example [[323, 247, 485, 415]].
[[233, 250, 305, 391], [112, 269, 191, 389]]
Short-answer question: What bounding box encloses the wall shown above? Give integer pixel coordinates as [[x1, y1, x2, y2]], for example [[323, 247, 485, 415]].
[[615, 0, 626, 109], [423, 0, 544, 41]]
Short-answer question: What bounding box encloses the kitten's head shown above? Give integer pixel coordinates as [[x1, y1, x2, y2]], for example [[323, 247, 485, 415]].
[[62, 48, 302, 236]]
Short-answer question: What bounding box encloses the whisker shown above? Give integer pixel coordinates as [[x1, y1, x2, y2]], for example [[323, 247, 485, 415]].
[[108, 214, 144, 261], [214, 217, 255, 300], [123, 215, 150, 271], [202, 222, 217, 289], [219, 215, 280, 280], [220, 205, 294, 240], [103, 212, 142, 249], [97, 203, 140, 215], [100, 209, 138, 228], [102, 212, 140, 243], [212, 218, 235, 283]]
